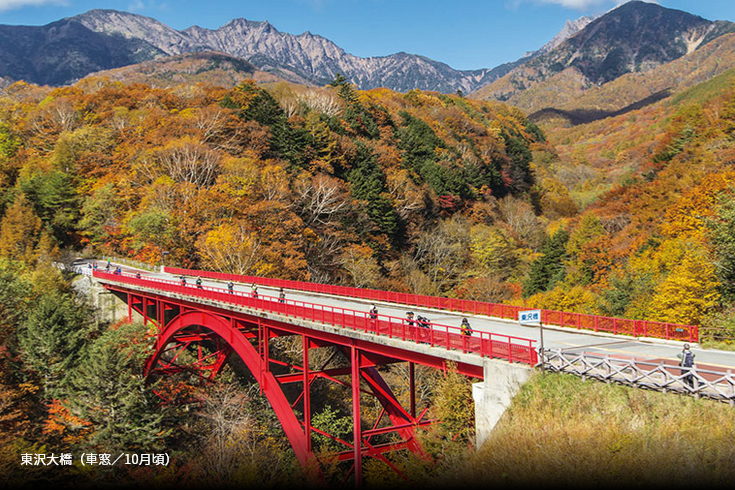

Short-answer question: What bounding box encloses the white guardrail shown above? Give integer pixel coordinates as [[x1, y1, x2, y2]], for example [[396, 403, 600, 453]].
[[542, 349, 735, 405]]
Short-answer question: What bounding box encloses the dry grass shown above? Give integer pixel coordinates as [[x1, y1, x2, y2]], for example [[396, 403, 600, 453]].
[[428, 372, 735, 489]]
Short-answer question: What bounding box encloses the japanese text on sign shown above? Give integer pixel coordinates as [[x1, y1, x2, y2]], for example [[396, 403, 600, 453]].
[[21, 453, 170, 466], [518, 310, 541, 325]]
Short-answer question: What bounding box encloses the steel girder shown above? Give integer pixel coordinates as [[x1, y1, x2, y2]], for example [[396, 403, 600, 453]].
[[107, 285, 454, 483]]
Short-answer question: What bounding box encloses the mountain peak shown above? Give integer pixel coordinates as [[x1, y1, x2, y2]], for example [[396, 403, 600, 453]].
[[221, 18, 274, 31], [532, 13, 599, 57], [611, 0, 702, 16], [539, 0, 715, 83], [71, 8, 163, 27], [471, 0, 735, 109], [1, 3, 732, 96]]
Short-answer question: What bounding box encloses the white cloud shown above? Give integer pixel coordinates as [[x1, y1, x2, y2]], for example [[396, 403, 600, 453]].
[[538, 0, 607, 8], [126, 0, 169, 13], [296, 0, 333, 12], [0, 0, 66, 12], [528, 0, 658, 10], [128, 0, 144, 12]]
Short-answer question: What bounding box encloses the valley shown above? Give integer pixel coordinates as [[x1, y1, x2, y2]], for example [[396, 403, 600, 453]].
[[2, 1, 735, 487]]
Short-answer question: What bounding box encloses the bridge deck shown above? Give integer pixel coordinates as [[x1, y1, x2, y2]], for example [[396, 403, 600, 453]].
[[91, 268, 538, 372], [81, 260, 735, 379]]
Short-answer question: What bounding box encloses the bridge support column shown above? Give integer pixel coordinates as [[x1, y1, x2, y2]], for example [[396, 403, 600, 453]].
[[351, 345, 362, 487], [472, 360, 534, 449]]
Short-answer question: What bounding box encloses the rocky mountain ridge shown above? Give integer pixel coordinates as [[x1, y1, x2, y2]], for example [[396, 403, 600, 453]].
[[0, 2, 732, 97], [71, 9, 507, 93], [0, 7, 589, 91]]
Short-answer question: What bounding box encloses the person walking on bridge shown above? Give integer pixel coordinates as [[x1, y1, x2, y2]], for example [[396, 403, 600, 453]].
[[677, 343, 696, 389], [251, 283, 258, 299], [279, 287, 286, 303], [461, 317, 473, 336], [416, 315, 430, 344], [369, 304, 378, 331], [196, 277, 203, 289], [228, 281, 234, 294]]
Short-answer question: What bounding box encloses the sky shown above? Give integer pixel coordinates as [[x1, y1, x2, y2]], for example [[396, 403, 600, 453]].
[[0, 0, 735, 70]]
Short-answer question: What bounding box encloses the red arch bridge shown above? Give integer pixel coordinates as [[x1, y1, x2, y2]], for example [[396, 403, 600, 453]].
[[92, 268, 538, 481]]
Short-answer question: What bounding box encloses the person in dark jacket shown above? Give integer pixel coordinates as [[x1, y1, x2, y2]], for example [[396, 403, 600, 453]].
[[369, 305, 378, 319], [677, 343, 696, 388]]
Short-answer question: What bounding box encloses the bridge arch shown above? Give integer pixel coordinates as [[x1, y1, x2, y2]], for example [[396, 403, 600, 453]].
[[98, 278, 454, 482], [146, 309, 318, 471]]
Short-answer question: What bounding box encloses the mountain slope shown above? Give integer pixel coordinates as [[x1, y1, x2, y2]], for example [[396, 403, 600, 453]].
[[0, 18, 164, 86], [471, 1, 735, 111], [526, 32, 735, 126], [81, 51, 287, 88]]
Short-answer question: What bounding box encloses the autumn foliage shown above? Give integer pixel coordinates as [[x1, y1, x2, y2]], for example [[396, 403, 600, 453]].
[[4, 73, 735, 331], [3, 59, 735, 487]]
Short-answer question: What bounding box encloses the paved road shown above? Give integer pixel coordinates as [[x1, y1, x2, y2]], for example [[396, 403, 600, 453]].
[[83, 259, 735, 373]]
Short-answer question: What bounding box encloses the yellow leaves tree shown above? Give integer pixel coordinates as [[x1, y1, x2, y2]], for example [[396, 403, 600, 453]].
[[661, 169, 735, 240], [469, 224, 519, 279], [624, 238, 720, 325], [0, 194, 42, 264], [197, 222, 261, 275], [339, 243, 380, 289], [648, 241, 720, 326], [524, 285, 599, 315], [539, 177, 578, 219], [564, 213, 610, 286]]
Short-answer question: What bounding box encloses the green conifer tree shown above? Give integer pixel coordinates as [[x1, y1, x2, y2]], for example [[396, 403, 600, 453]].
[[65, 322, 169, 453], [18, 291, 92, 398], [523, 229, 569, 298], [347, 142, 400, 241]]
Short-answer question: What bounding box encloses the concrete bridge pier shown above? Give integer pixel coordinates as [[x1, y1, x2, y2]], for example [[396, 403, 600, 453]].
[[472, 359, 534, 448], [73, 273, 138, 325]]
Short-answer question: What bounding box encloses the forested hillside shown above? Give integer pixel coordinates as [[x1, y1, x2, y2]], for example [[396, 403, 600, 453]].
[[0, 76, 546, 293], [529, 68, 735, 335], [0, 76, 546, 485], [3, 70, 735, 332], [4, 43, 735, 486]]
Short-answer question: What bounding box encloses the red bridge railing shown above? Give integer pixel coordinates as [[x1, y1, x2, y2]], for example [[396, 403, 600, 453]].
[[95, 270, 538, 366], [163, 267, 699, 343]]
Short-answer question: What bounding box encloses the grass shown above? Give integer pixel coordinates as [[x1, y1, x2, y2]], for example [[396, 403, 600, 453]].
[[426, 371, 735, 489]]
